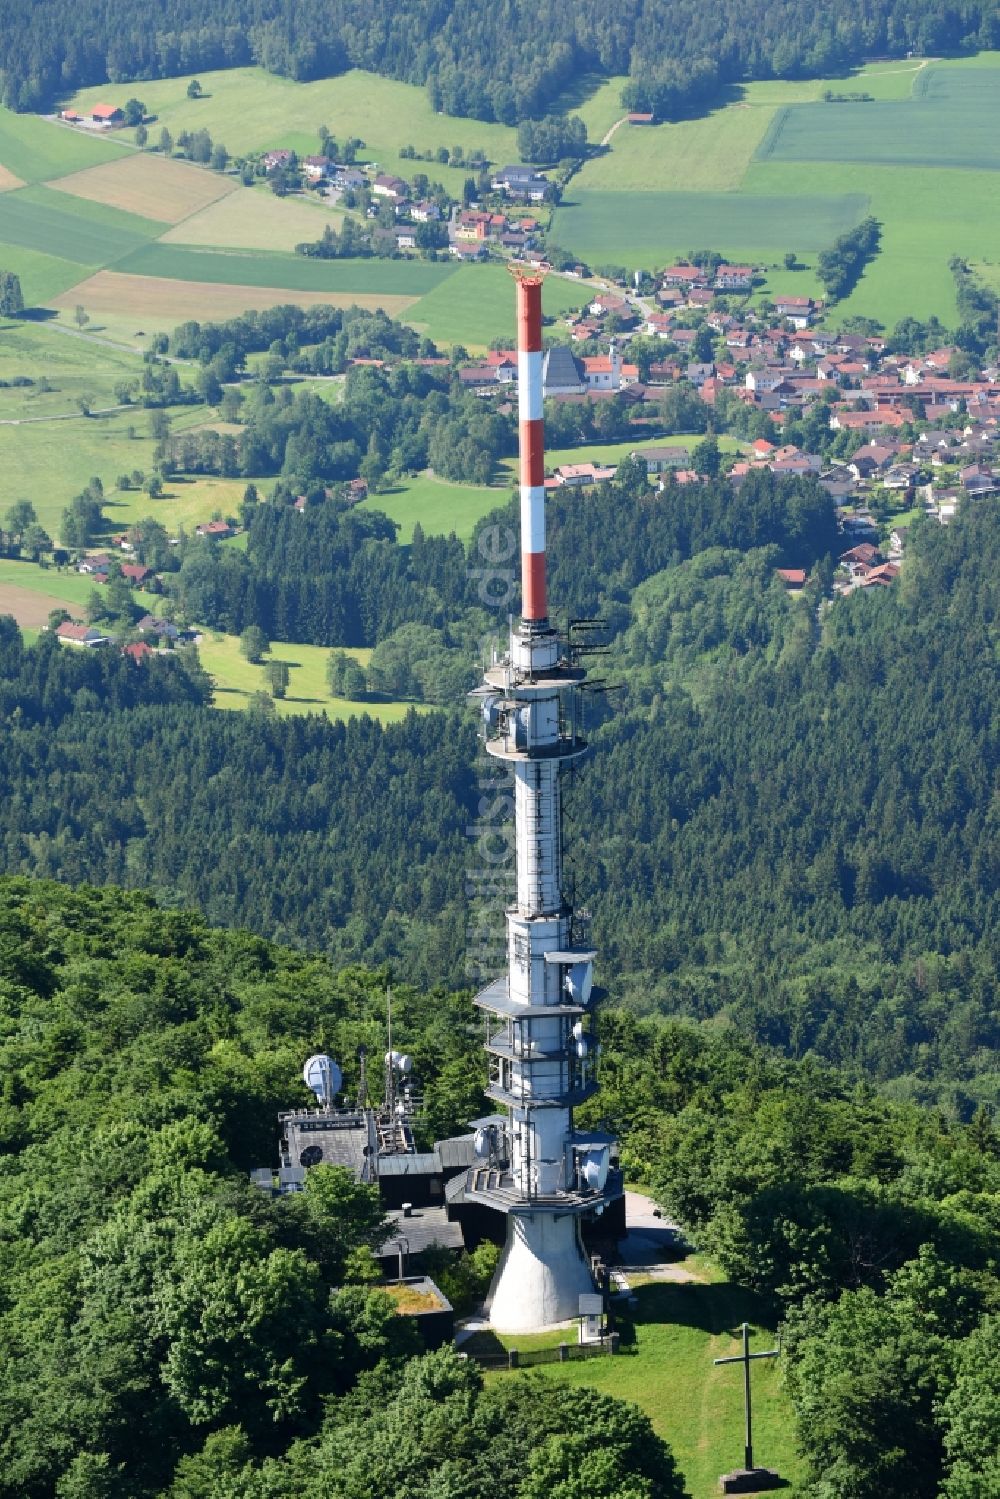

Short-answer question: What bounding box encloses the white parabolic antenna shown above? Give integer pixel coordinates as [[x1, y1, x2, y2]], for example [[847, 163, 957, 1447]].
[[303, 1054, 342, 1104], [565, 961, 593, 1005], [473, 1126, 494, 1157], [385, 1050, 412, 1074], [580, 1146, 610, 1192]]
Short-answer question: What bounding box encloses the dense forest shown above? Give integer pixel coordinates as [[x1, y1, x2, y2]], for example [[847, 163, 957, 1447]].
[[0, 877, 997, 1495], [0, 500, 996, 1110], [2, 0, 998, 119], [0, 877, 689, 1498]]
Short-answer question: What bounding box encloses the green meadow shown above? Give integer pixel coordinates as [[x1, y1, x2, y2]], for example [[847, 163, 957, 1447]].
[[551, 53, 1000, 326], [553, 189, 868, 270], [362, 473, 507, 542], [195, 629, 422, 723], [0, 185, 165, 263], [0, 107, 130, 183], [113, 242, 455, 295], [758, 66, 1000, 170], [64, 67, 520, 196], [0, 556, 160, 614], [406, 263, 589, 349], [486, 1275, 805, 1499], [0, 246, 93, 304]]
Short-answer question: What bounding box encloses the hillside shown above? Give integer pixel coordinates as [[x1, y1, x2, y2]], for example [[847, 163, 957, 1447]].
[[3, 0, 998, 124]]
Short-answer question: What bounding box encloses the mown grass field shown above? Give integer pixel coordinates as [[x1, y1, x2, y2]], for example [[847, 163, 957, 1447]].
[[553, 189, 868, 270], [405, 263, 589, 349], [195, 629, 422, 722], [64, 67, 520, 196], [758, 65, 1000, 170], [0, 185, 165, 263], [50, 152, 235, 223], [0, 107, 129, 183], [112, 243, 455, 294], [160, 187, 344, 251], [487, 1276, 804, 1499], [48, 272, 419, 337], [362, 473, 507, 542]]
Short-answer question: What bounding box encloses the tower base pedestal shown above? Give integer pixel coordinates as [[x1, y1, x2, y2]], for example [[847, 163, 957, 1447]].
[[488, 1210, 595, 1332]]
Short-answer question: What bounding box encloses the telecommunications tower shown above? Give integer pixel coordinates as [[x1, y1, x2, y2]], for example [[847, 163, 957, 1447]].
[[466, 267, 620, 1332]]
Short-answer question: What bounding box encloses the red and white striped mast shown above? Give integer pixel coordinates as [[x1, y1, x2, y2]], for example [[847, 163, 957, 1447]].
[[514, 267, 548, 628]]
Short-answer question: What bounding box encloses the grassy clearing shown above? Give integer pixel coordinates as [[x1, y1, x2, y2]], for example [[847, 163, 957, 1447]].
[[48, 271, 420, 336], [0, 400, 208, 534], [558, 75, 630, 143], [405, 263, 589, 349], [50, 152, 234, 223], [552, 188, 867, 270], [112, 242, 454, 295], [0, 318, 146, 419], [102, 474, 250, 533], [0, 107, 129, 184], [758, 66, 1000, 170], [490, 1278, 804, 1499], [362, 473, 507, 542], [65, 68, 520, 197], [194, 629, 421, 722], [160, 187, 344, 251]]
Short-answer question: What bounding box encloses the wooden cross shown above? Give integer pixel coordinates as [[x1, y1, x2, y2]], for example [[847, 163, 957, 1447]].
[[713, 1322, 780, 1474]]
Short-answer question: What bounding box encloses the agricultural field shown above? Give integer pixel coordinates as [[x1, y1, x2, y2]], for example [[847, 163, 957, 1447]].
[[362, 473, 507, 543], [554, 188, 867, 270], [160, 187, 344, 251], [0, 106, 129, 184], [64, 68, 520, 196], [0, 184, 165, 263], [552, 53, 1000, 327], [50, 152, 234, 223], [111, 242, 454, 294], [195, 629, 421, 723], [758, 65, 1000, 170], [405, 263, 590, 349], [0, 556, 160, 622], [485, 1274, 804, 1499], [48, 271, 420, 339]]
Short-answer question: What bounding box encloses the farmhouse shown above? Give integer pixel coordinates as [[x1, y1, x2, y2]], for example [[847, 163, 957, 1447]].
[[195, 519, 233, 539], [60, 109, 83, 123], [373, 174, 409, 201], [660, 265, 706, 288], [633, 445, 692, 474], [90, 103, 124, 126], [263, 149, 294, 172], [302, 156, 332, 180], [627, 112, 655, 125], [774, 296, 816, 328], [56, 622, 111, 647]]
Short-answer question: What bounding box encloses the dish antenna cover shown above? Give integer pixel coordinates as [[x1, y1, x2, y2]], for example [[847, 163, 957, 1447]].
[[303, 1054, 342, 1106], [481, 694, 502, 731], [565, 960, 593, 1005], [473, 1125, 496, 1157], [580, 1146, 610, 1192], [385, 1050, 413, 1074]]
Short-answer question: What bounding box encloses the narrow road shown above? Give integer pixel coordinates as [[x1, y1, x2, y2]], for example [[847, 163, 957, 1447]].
[[601, 116, 628, 147], [0, 404, 128, 426]]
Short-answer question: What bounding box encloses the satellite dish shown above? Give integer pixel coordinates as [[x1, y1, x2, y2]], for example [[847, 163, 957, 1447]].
[[571, 1021, 585, 1041], [580, 1146, 610, 1192], [396, 1053, 413, 1075], [481, 694, 501, 731], [575, 1036, 590, 1060], [299, 1144, 324, 1167], [565, 961, 593, 1005], [302, 1054, 342, 1106], [473, 1125, 495, 1157]]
